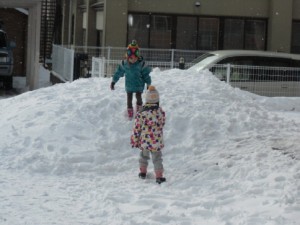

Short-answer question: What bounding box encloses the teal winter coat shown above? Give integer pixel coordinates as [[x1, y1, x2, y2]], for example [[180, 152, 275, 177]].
[[112, 59, 152, 93]]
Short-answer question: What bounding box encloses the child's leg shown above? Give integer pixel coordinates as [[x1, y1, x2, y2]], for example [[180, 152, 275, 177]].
[[139, 149, 150, 174], [135, 92, 143, 112], [151, 151, 164, 178], [127, 92, 134, 118], [127, 92, 133, 109]]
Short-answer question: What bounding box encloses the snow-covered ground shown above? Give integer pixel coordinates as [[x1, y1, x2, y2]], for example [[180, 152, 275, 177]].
[[0, 67, 299, 225]]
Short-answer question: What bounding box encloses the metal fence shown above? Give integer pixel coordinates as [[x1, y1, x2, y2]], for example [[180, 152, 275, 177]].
[[91, 57, 193, 78], [52, 45, 300, 97], [72, 46, 204, 63], [211, 64, 300, 97], [52, 45, 74, 81], [52, 45, 202, 80]]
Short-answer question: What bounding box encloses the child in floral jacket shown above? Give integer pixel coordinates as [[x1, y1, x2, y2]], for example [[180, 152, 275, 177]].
[[130, 86, 166, 184]]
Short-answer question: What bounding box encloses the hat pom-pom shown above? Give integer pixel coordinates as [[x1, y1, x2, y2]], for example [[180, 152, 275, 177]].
[[131, 39, 137, 46], [148, 85, 156, 91]]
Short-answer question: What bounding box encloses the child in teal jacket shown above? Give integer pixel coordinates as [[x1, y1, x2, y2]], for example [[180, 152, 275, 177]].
[[110, 40, 152, 119]]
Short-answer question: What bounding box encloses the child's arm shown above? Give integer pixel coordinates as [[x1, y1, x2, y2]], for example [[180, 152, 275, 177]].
[[112, 61, 126, 83], [141, 65, 152, 87]]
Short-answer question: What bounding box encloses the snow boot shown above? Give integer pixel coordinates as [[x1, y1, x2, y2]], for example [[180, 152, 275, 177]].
[[156, 177, 166, 184], [127, 108, 134, 120], [139, 167, 147, 179], [138, 172, 146, 179], [155, 170, 166, 184]]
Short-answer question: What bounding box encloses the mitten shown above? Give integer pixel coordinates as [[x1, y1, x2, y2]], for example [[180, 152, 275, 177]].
[[110, 82, 115, 90]]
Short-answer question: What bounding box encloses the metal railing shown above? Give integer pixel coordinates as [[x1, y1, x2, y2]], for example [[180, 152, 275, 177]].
[[52, 45, 300, 97], [91, 57, 193, 78], [52, 45, 202, 80], [52, 45, 74, 81], [72, 46, 204, 63], [211, 64, 300, 97]]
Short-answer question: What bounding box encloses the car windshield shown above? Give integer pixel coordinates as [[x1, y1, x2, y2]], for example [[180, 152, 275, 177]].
[[0, 31, 7, 48], [190, 53, 219, 71]]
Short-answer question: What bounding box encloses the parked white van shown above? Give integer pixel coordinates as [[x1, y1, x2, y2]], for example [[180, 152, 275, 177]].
[[189, 50, 300, 97]]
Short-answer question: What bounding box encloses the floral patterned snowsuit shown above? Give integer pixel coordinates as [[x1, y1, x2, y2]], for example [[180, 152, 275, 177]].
[[131, 103, 166, 176]]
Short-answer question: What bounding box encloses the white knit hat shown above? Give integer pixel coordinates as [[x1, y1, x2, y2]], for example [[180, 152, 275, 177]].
[[145, 85, 159, 103]]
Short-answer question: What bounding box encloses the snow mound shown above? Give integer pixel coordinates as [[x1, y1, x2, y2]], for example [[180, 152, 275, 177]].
[[0, 69, 300, 224]]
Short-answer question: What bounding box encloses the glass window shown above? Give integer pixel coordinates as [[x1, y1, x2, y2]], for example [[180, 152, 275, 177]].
[[0, 32, 7, 48], [176, 16, 197, 50], [126, 14, 267, 52], [219, 56, 255, 65], [198, 18, 219, 50], [150, 15, 172, 49], [223, 19, 244, 49], [96, 30, 103, 56], [245, 20, 266, 50], [291, 21, 300, 53], [255, 57, 291, 67], [82, 29, 86, 45], [127, 14, 150, 48]]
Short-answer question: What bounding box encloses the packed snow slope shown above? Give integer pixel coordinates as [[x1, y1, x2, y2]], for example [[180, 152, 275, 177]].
[[0, 68, 300, 225]]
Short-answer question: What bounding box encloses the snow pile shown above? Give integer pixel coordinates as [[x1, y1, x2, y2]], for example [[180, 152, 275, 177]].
[[0, 68, 299, 225]]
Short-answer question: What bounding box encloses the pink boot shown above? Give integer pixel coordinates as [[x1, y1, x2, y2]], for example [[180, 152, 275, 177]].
[[127, 108, 134, 120]]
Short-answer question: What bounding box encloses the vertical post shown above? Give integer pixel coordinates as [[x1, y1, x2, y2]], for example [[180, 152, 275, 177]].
[[101, 57, 105, 77], [107, 46, 111, 60], [43, 0, 48, 67], [27, 3, 42, 90], [70, 48, 74, 81], [171, 49, 174, 69], [226, 64, 231, 84], [106, 47, 111, 77]]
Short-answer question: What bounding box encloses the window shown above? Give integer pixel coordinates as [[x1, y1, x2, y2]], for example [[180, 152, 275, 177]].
[[0, 32, 7, 48], [198, 18, 219, 50], [176, 16, 197, 50], [223, 19, 244, 49], [150, 15, 172, 49], [245, 20, 266, 50], [255, 57, 291, 67], [82, 29, 86, 45], [291, 21, 300, 53], [127, 14, 150, 48], [127, 14, 267, 51], [219, 56, 255, 65], [96, 30, 102, 56]]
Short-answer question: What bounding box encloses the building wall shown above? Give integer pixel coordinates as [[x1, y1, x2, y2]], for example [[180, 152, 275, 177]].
[[104, 0, 128, 47], [268, 0, 293, 52], [128, 0, 269, 18], [0, 8, 27, 76], [62, 0, 300, 53], [293, 0, 300, 20]]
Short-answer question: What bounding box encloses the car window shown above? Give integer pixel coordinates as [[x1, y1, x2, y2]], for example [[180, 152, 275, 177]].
[[218, 56, 255, 65], [0, 31, 7, 48], [255, 57, 291, 67], [291, 60, 300, 68], [190, 53, 219, 70]]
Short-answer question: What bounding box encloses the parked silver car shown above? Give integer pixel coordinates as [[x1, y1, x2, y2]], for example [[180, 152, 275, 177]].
[[189, 50, 300, 96], [0, 28, 16, 89]]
